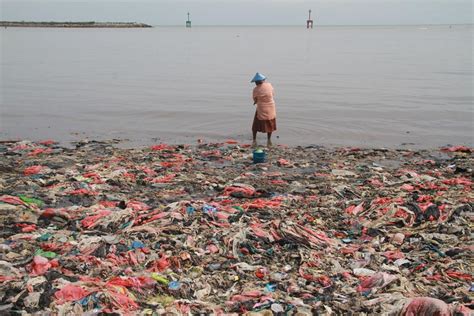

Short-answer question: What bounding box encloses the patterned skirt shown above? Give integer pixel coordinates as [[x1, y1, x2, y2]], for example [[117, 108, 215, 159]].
[[252, 111, 277, 133]]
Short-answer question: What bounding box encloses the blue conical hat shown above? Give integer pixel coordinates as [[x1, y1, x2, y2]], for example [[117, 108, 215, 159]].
[[251, 72, 266, 82]]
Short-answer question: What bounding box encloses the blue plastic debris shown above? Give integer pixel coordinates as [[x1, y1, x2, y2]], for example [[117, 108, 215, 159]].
[[168, 281, 181, 290], [265, 283, 277, 292], [186, 206, 195, 215], [131, 241, 145, 249], [203, 204, 217, 214]]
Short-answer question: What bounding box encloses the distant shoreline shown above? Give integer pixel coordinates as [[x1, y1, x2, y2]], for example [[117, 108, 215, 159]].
[[0, 21, 152, 28]]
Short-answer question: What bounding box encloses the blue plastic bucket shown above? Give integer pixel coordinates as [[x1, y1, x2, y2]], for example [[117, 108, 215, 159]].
[[253, 150, 266, 163]]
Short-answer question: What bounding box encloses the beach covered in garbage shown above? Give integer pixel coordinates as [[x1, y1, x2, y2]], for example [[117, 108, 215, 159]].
[[0, 139, 472, 315]]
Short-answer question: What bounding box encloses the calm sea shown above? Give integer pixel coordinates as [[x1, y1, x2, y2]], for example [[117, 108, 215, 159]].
[[1, 25, 472, 148]]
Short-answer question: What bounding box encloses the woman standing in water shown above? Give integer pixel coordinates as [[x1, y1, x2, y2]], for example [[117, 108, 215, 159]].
[[251, 72, 277, 147]]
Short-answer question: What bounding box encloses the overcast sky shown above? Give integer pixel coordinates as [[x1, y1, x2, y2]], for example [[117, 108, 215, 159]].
[[1, 0, 472, 26]]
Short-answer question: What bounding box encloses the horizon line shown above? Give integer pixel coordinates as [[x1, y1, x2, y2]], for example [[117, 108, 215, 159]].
[[1, 20, 472, 27], [153, 23, 473, 27]]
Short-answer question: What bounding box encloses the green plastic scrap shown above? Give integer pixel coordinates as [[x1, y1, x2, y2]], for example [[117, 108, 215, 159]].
[[35, 249, 57, 259], [19, 195, 44, 208], [37, 233, 53, 242], [119, 221, 132, 229]]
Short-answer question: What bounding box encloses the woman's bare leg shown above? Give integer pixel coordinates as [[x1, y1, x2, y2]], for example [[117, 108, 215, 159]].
[[252, 130, 257, 147], [267, 132, 272, 147]]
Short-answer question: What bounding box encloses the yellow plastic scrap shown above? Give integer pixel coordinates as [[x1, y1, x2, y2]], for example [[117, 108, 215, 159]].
[[150, 273, 170, 285]]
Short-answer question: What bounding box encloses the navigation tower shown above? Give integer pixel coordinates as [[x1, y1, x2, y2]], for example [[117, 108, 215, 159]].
[[186, 12, 192, 28], [306, 10, 313, 29]]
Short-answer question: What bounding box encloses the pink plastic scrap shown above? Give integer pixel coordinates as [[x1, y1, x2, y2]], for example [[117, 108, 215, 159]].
[[230, 290, 262, 302], [243, 198, 282, 210], [277, 158, 291, 166], [400, 184, 416, 192], [106, 276, 156, 291], [68, 188, 98, 196], [150, 174, 176, 183], [126, 200, 150, 211], [0, 195, 27, 206], [442, 177, 472, 187], [222, 186, 256, 197], [105, 286, 139, 311], [382, 250, 404, 261], [401, 297, 472, 316], [11, 143, 32, 151], [441, 145, 472, 153], [30, 256, 58, 276], [357, 272, 398, 293], [81, 210, 112, 229], [345, 202, 364, 216], [55, 284, 91, 304]]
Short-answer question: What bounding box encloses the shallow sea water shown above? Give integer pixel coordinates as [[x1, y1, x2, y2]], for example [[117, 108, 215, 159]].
[[1, 25, 472, 148]]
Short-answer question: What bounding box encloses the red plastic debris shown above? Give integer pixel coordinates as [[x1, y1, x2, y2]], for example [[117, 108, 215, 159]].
[[417, 195, 433, 203], [400, 184, 415, 191], [244, 198, 281, 209], [151, 174, 176, 183], [30, 256, 58, 276], [106, 276, 155, 290], [138, 166, 156, 176], [445, 270, 473, 281], [68, 189, 98, 196], [28, 148, 52, 156], [255, 267, 268, 279], [441, 145, 471, 153], [81, 210, 112, 229], [372, 197, 392, 205], [11, 143, 31, 151], [317, 275, 332, 287], [222, 185, 256, 197], [442, 177, 472, 186], [201, 150, 222, 158], [277, 159, 290, 166], [345, 202, 364, 216], [383, 250, 404, 261], [16, 223, 37, 232], [23, 166, 43, 176], [55, 284, 90, 304], [99, 200, 118, 208], [39, 139, 56, 146], [126, 201, 150, 211], [147, 255, 170, 272], [106, 286, 139, 311], [356, 272, 397, 293], [0, 195, 26, 205], [150, 144, 174, 151]]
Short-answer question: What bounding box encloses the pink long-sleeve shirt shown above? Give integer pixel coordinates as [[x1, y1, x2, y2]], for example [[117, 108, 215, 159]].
[[253, 82, 276, 120]]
